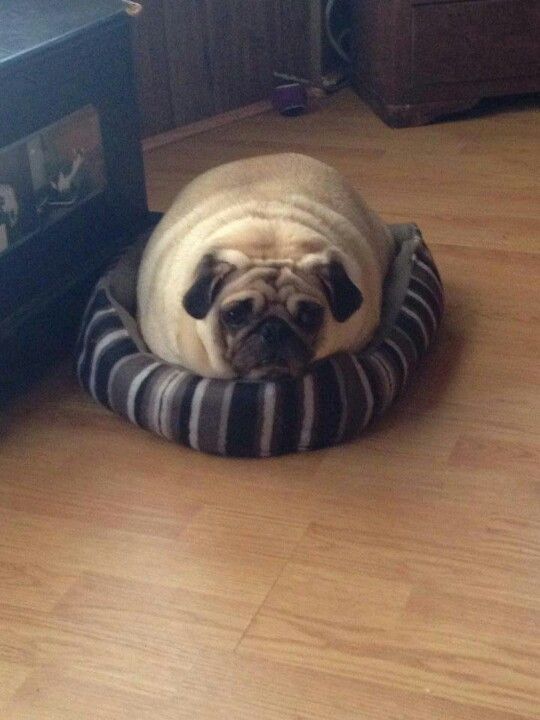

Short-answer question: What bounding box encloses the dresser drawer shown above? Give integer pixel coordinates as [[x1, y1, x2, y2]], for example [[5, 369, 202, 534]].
[[412, 0, 540, 86]]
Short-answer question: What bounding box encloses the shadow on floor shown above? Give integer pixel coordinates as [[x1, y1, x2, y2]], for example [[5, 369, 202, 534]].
[[437, 92, 540, 125]]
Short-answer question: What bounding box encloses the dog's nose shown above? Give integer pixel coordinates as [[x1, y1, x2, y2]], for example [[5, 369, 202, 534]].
[[260, 318, 289, 346]]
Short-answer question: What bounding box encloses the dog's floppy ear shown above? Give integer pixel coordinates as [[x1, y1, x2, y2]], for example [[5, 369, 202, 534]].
[[183, 254, 235, 319], [317, 260, 363, 323]]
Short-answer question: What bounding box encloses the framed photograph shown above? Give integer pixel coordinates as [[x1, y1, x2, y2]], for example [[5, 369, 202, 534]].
[[0, 105, 107, 254]]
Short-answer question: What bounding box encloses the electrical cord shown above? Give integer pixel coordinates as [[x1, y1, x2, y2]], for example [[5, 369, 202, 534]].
[[324, 0, 351, 64]]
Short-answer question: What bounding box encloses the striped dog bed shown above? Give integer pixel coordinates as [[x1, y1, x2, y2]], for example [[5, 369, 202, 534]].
[[76, 223, 443, 457]]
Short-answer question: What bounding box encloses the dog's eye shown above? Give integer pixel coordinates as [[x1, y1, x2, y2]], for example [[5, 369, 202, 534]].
[[296, 301, 324, 332], [221, 299, 253, 327]]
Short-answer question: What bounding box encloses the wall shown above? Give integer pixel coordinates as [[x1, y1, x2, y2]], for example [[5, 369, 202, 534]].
[[132, 0, 282, 137]]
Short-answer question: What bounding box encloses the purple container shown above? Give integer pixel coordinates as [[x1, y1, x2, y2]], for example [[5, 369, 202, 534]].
[[272, 83, 308, 116]]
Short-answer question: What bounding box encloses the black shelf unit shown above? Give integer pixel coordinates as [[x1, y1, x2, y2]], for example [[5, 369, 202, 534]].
[[0, 0, 155, 399]]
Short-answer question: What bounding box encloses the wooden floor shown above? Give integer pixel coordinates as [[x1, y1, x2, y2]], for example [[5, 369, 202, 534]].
[[1, 91, 539, 719]]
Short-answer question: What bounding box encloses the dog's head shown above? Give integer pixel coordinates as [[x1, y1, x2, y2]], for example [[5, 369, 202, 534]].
[[182, 249, 363, 379]]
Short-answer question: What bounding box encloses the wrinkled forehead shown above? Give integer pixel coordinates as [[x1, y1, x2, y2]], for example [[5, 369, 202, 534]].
[[223, 263, 323, 306]]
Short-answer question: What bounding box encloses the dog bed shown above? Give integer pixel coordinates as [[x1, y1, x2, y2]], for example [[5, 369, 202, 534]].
[[76, 223, 443, 457]]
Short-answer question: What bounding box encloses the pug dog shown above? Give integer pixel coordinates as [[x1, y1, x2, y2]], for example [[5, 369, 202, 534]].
[[137, 153, 395, 379]]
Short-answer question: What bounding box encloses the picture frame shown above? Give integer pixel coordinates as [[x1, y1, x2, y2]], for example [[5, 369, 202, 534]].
[[0, 105, 107, 255]]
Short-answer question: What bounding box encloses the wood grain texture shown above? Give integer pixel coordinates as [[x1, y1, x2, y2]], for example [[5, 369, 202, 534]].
[[1, 90, 539, 718], [273, 0, 317, 82], [131, 0, 174, 137], [411, 0, 540, 86], [352, 0, 540, 126], [163, 0, 278, 127]]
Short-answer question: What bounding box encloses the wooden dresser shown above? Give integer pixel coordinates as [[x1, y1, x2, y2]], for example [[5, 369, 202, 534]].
[[351, 0, 540, 127]]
